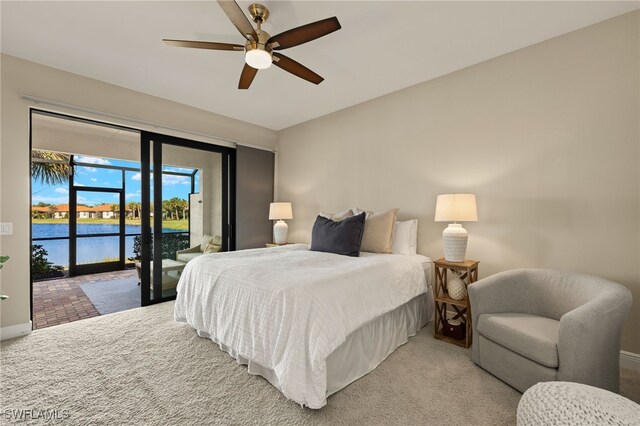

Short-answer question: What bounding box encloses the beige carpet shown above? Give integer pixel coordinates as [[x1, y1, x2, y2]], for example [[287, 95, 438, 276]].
[[1, 302, 638, 425]]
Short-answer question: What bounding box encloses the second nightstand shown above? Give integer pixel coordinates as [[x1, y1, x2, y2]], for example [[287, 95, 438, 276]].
[[433, 258, 479, 348]]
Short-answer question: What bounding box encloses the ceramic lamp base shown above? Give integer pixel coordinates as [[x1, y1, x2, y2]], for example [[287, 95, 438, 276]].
[[442, 223, 468, 262], [273, 220, 288, 244]]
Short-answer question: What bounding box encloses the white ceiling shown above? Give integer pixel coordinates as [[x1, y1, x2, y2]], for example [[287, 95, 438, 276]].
[[2, 1, 638, 131]]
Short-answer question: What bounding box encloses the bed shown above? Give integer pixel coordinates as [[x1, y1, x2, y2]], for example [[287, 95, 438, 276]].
[[174, 244, 433, 409]]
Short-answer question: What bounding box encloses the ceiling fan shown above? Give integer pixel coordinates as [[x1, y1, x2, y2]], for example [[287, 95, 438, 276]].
[[163, 1, 341, 89]]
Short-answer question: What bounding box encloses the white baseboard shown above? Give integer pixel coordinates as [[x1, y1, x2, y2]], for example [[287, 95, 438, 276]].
[[0, 321, 32, 341], [620, 350, 640, 371]]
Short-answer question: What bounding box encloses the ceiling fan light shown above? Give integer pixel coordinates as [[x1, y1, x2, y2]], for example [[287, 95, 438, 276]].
[[245, 48, 272, 69]]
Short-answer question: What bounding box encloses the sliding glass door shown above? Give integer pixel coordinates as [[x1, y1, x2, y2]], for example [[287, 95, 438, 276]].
[[140, 132, 235, 305]]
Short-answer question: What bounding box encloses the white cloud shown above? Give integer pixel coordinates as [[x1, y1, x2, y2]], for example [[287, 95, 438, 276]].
[[76, 156, 111, 165], [75, 157, 111, 174], [162, 174, 190, 186], [125, 193, 139, 199], [164, 166, 195, 173], [90, 178, 97, 182], [54, 188, 68, 194], [131, 173, 189, 186]]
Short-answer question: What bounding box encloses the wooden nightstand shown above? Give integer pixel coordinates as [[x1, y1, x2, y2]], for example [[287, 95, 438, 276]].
[[433, 258, 479, 348]]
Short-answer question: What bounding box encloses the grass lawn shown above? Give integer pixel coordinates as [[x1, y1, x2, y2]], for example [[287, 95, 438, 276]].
[[32, 218, 188, 230]]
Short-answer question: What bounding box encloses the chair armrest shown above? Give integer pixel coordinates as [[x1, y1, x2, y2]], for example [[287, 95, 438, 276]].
[[176, 245, 201, 255], [557, 287, 632, 392]]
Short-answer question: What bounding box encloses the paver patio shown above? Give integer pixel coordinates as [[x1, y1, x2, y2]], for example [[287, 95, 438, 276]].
[[32, 269, 137, 329]]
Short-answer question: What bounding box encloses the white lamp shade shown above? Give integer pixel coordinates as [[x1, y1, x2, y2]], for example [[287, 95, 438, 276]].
[[434, 194, 478, 222], [269, 202, 293, 220]]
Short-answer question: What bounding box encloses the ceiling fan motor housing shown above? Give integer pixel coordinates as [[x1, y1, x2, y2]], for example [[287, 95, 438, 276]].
[[245, 3, 272, 69]]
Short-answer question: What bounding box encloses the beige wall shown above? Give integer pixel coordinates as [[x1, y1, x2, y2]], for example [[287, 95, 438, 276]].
[[0, 54, 277, 330], [276, 12, 640, 353]]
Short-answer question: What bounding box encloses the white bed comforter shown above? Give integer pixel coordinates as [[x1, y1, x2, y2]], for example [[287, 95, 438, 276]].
[[174, 244, 429, 408]]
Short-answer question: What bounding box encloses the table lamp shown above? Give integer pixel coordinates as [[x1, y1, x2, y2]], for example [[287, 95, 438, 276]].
[[434, 194, 478, 262], [269, 202, 293, 244]]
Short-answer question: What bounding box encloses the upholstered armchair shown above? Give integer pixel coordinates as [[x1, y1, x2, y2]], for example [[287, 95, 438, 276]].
[[468, 269, 632, 393], [176, 235, 221, 263]]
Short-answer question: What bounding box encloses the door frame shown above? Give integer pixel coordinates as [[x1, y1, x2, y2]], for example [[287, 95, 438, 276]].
[[140, 131, 236, 306], [69, 186, 126, 276]]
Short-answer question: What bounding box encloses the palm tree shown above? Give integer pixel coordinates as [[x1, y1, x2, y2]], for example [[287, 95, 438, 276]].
[[166, 197, 186, 220], [47, 205, 57, 219], [161, 199, 171, 219], [125, 202, 136, 218], [126, 202, 142, 218], [31, 150, 70, 185], [180, 199, 188, 220], [110, 203, 120, 219]]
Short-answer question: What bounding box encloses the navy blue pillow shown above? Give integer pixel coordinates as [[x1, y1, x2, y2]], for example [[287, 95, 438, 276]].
[[310, 212, 366, 257]]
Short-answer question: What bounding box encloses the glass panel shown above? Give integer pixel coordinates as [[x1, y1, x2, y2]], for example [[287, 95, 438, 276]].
[[124, 170, 142, 221], [73, 165, 123, 188], [73, 189, 122, 271], [125, 234, 138, 265], [162, 144, 223, 254], [110, 159, 140, 169], [33, 239, 69, 268], [31, 149, 70, 276], [75, 190, 120, 235], [161, 165, 196, 174], [32, 222, 69, 239], [75, 236, 120, 264]]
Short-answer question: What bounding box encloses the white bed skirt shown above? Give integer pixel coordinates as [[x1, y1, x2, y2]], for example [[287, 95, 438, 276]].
[[195, 292, 433, 406]]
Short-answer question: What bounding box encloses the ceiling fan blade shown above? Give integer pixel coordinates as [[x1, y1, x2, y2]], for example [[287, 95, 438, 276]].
[[163, 39, 244, 51], [217, 0, 258, 41], [268, 17, 341, 50], [272, 53, 323, 85], [239, 63, 258, 89]]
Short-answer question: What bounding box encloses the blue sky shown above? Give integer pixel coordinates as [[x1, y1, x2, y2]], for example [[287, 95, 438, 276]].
[[32, 155, 197, 206]]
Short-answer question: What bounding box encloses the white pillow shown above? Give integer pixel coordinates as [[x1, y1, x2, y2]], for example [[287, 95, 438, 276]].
[[352, 207, 373, 218], [391, 219, 418, 255], [319, 209, 353, 222], [200, 234, 213, 252]]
